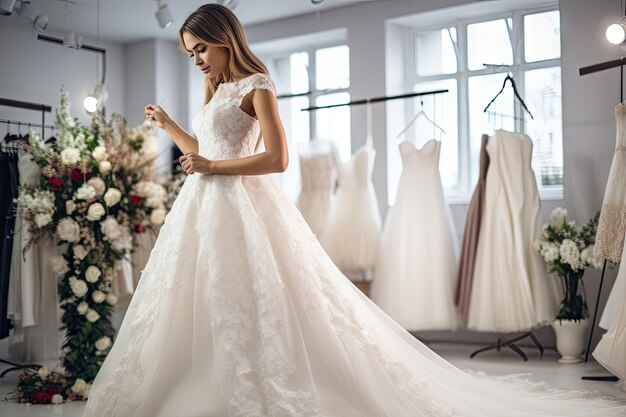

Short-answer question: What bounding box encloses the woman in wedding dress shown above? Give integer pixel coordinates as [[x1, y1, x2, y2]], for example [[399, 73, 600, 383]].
[[83, 4, 626, 416]]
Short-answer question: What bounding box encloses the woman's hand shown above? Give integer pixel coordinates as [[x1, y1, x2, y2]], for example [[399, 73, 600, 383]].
[[179, 152, 213, 175], [144, 104, 170, 129]]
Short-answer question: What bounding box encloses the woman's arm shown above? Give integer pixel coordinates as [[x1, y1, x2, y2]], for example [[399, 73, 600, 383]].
[[145, 104, 198, 155], [179, 89, 288, 175]]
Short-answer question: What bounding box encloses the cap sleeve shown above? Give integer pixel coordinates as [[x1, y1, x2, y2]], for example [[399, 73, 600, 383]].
[[237, 73, 276, 105]]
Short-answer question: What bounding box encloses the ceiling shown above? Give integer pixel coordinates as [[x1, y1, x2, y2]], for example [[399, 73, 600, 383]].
[[6, 0, 369, 44]]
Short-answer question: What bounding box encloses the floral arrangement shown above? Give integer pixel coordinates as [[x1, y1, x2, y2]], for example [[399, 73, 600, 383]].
[[534, 207, 602, 321], [10, 87, 170, 404], [7, 366, 91, 404]]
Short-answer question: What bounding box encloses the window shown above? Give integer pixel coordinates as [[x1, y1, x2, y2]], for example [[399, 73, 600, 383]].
[[391, 8, 562, 205]]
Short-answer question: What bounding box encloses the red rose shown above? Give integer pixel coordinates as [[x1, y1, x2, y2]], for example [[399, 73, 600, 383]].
[[48, 177, 62, 187], [70, 168, 82, 182], [44, 386, 59, 396], [130, 195, 143, 206], [134, 224, 146, 234], [36, 392, 51, 404]]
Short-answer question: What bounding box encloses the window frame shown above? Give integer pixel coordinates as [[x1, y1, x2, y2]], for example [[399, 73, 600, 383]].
[[403, 5, 562, 204]]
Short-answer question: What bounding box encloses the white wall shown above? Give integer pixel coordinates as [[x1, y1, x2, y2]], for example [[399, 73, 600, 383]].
[[245, 0, 624, 349], [0, 20, 124, 130]]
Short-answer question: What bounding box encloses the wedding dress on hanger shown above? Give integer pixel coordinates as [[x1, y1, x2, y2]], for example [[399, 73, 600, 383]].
[[371, 139, 458, 331], [84, 74, 626, 417]]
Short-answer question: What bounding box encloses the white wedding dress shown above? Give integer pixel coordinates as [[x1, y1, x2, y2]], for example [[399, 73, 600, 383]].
[[371, 139, 458, 331], [83, 74, 626, 417]]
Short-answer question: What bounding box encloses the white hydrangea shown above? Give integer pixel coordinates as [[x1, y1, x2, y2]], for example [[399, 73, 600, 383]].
[[56, 217, 81, 242], [51, 394, 64, 405], [87, 177, 106, 197], [69, 277, 88, 298], [86, 202, 105, 221], [95, 336, 112, 351], [71, 378, 87, 395], [92, 290, 106, 303], [100, 216, 133, 251], [85, 265, 101, 283], [543, 244, 560, 263], [86, 308, 100, 323], [60, 147, 81, 166], [34, 213, 53, 228], [134, 180, 167, 208], [77, 301, 89, 315], [99, 160, 112, 174], [73, 244, 89, 261], [50, 255, 70, 275], [150, 208, 166, 226], [91, 146, 108, 162], [104, 188, 122, 207], [550, 207, 568, 226], [75, 184, 97, 200], [66, 200, 77, 214], [15, 189, 56, 228], [560, 239, 582, 271], [82, 383, 91, 399], [37, 366, 50, 379]]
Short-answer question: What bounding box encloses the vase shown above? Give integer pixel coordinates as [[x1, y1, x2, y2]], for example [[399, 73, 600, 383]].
[[551, 318, 590, 364]]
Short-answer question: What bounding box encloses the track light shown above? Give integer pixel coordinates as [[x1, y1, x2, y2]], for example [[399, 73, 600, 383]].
[[0, 0, 15, 15], [155, 0, 173, 28], [84, 84, 107, 114], [16, 1, 48, 32], [606, 19, 626, 45], [63, 29, 82, 49]]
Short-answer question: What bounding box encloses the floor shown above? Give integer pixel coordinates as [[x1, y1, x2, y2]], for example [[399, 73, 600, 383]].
[[0, 341, 624, 416]]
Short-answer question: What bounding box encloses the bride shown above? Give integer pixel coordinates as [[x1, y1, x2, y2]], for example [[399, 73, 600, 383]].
[[83, 4, 626, 417]]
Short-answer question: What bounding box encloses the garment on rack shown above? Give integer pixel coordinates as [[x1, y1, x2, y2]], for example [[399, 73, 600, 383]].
[[595, 102, 626, 263], [455, 134, 490, 321], [0, 145, 20, 339], [600, 271, 626, 331], [371, 139, 458, 331], [8, 149, 42, 328], [593, 230, 626, 385], [295, 151, 338, 237], [467, 130, 560, 333], [319, 142, 381, 274]]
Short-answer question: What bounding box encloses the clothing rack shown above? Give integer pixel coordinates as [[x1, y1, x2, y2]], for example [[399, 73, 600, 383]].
[[0, 97, 51, 377], [578, 55, 625, 383], [299, 89, 449, 111]]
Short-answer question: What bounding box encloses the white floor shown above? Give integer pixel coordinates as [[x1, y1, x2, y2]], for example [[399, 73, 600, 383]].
[[0, 341, 624, 416]]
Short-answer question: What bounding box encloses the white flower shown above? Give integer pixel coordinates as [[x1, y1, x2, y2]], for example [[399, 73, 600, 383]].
[[51, 394, 64, 405], [73, 244, 89, 261], [77, 301, 89, 315], [34, 212, 53, 228], [37, 366, 50, 379], [150, 208, 166, 226], [550, 207, 568, 225], [92, 290, 106, 303], [56, 217, 81, 242], [91, 146, 108, 162], [533, 240, 543, 253], [134, 181, 167, 208], [100, 216, 133, 251], [106, 293, 118, 305], [85, 265, 101, 283], [70, 278, 88, 298], [560, 239, 582, 270], [86, 202, 106, 221], [104, 188, 122, 207], [543, 244, 560, 263], [75, 184, 97, 200], [86, 308, 100, 323], [66, 200, 76, 214], [50, 255, 70, 275], [71, 378, 87, 394], [87, 177, 106, 197], [82, 383, 91, 399], [60, 147, 81, 166], [95, 336, 112, 351], [99, 160, 112, 174]]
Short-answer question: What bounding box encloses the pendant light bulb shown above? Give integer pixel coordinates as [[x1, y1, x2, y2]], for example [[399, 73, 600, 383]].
[[606, 22, 626, 45]]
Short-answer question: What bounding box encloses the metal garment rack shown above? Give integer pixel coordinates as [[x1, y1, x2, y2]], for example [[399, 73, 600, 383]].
[[299, 89, 449, 112], [0, 97, 52, 378], [578, 56, 626, 383]]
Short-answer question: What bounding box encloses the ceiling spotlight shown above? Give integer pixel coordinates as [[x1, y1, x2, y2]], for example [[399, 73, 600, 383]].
[[84, 84, 107, 114], [16, 1, 47, 31], [0, 0, 16, 15], [63, 29, 82, 49], [217, 0, 238, 9], [155, 0, 173, 28], [606, 20, 626, 45], [311, 0, 324, 4], [32, 12, 47, 31]]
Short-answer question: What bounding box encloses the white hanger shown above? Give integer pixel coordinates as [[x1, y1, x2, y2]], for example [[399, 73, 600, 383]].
[[396, 98, 445, 140], [365, 99, 374, 148]]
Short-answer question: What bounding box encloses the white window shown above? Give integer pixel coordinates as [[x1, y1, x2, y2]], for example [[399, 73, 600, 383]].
[[391, 8, 562, 205]]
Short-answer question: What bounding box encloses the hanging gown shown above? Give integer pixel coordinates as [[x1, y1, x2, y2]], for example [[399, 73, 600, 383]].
[[455, 134, 490, 321], [295, 151, 338, 237], [319, 142, 381, 273], [370, 139, 458, 331], [593, 102, 626, 382], [467, 130, 560, 333], [83, 74, 626, 417]]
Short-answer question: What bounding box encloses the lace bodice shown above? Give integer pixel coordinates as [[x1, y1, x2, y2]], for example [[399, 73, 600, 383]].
[[191, 73, 275, 160]]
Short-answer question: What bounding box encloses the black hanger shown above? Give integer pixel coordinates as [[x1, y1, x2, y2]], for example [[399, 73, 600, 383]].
[[483, 74, 534, 120]]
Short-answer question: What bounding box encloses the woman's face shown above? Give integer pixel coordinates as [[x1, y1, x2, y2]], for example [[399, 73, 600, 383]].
[[182, 31, 230, 79]]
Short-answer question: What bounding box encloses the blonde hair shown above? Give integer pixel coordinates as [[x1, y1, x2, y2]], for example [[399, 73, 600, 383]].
[[178, 4, 268, 105]]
